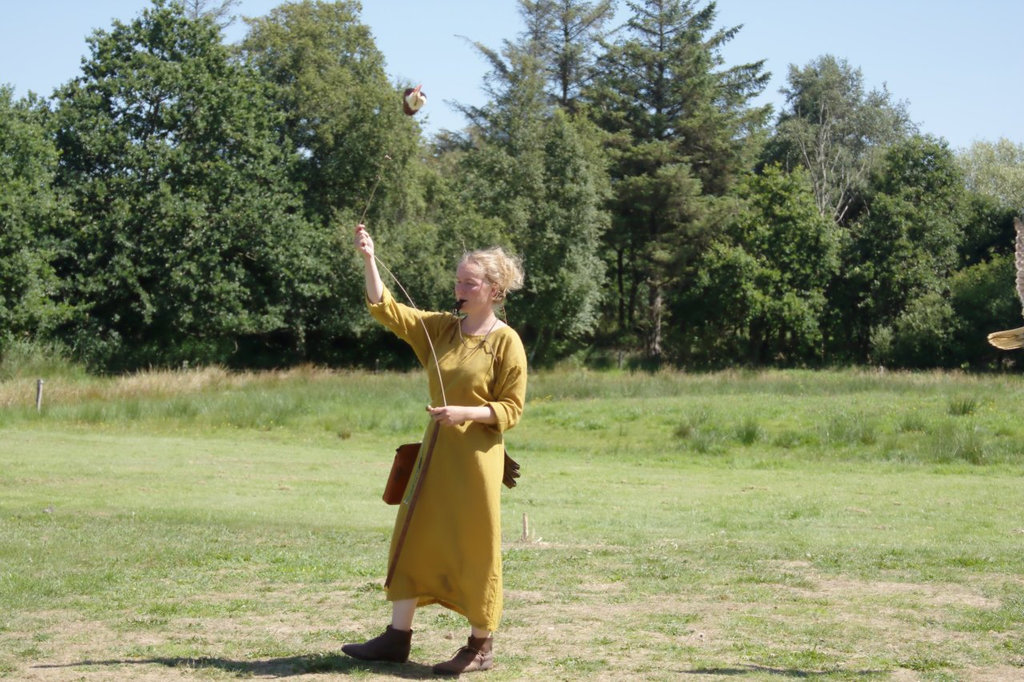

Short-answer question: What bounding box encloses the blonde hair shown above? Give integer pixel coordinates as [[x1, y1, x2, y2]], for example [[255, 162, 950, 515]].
[[460, 247, 525, 304]]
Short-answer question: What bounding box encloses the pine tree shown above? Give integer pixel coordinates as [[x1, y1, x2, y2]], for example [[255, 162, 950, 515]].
[[517, 0, 616, 112], [587, 0, 770, 360]]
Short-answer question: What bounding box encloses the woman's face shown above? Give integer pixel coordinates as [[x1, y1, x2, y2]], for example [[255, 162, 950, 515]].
[[455, 261, 496, 315]]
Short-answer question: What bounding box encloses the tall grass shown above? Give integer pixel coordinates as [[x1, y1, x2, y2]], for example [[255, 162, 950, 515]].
[[0, 339, 86, 383], [4, 366, 1024, 467], [0, 366, 427, 436]]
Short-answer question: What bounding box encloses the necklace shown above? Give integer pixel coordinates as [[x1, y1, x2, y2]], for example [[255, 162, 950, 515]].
[[457, 315, 500, 351]]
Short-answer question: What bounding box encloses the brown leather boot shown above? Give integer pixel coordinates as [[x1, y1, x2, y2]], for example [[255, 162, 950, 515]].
[[341, 625, 412, 663], [432, 634, 493, 675]]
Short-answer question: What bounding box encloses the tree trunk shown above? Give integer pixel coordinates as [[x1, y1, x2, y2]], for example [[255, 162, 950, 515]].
[[616, 247, 626, 331], [646, 282, 663, 359]]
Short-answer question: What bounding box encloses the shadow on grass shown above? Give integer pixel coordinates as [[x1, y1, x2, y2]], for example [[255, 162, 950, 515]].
[[683, 665, 888, 678], [34, 653, 439, 678]]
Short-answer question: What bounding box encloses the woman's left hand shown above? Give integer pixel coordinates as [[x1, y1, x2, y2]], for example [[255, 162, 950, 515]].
[[426, 405, 470, 426], [427, 405, 495, 427]]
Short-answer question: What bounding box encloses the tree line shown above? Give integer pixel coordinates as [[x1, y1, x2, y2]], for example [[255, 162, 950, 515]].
[[1, 0, 1022, 373]]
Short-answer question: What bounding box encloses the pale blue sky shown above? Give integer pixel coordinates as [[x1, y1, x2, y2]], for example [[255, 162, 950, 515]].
[[2, 0, 1021, 149]]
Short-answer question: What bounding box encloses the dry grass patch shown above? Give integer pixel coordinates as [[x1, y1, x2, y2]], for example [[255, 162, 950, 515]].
[[0, 365, 353, 408], [6, 546, 1024, 681]]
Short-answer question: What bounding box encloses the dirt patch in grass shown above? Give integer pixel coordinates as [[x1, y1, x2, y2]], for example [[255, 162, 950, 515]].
[[810, 575, 1000, 610], [6, 566, 1022, 681]]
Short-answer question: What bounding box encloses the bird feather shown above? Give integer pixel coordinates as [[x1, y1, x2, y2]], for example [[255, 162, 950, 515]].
[[1015, 217, 1024, 315]]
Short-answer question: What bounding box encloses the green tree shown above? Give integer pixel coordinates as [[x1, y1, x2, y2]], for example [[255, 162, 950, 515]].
[[50, 1, 326, 370], [956, 193, 1018, 270], [949, 254, 1020, 369], [0, 88, 66, 355], [841, 135, 968, 366], [681, 165, 839, 365], [957, 138, 1024, 211], [240, 1, 443, 366], [766, 55, 915, 226], [946, 141, 1023, 367], [240, 0, 421, 228], [587, 0, 770, 359]]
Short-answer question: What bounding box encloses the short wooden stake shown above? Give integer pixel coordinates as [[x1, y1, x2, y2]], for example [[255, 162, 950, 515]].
[[35, 378, 44, 412], [521, 512, 529, 542]]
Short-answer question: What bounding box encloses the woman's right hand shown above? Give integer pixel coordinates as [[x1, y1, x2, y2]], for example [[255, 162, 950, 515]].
[[355, 224, 375, 259], [357, 224, 384, 304]]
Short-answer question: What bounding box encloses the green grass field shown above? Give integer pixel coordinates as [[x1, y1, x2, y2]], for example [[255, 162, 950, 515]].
[[2, 368, 1023, 681]]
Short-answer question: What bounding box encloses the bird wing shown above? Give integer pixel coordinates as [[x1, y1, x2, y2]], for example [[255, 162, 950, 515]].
[[1015, 217, 1024, 317]]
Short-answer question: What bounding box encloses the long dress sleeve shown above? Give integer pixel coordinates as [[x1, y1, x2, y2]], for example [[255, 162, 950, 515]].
[[366, 286, 447, 371], [485, 332, 527, 433]]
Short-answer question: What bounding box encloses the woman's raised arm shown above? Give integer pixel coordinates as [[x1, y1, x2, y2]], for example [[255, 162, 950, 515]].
[[355, 224, 384, 304]]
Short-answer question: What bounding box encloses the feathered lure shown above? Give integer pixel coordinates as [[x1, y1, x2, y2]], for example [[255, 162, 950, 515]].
[[987, 217, 1024, 350], [403, 84, 426, 115]]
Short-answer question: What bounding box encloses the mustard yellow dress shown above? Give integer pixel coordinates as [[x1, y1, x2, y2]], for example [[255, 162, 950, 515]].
[[368, 287, 527, 632]]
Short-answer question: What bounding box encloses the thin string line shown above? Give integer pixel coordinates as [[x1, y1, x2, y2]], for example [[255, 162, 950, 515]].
[[358, 155, 391, 227], [373, 254, 448, 408], [356, 153, 447, 407]]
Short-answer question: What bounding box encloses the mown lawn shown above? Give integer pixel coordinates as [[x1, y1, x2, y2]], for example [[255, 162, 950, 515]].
[[1, 368, 1023, 680]]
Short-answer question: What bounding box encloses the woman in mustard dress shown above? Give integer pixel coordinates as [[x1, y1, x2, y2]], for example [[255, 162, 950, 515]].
[[343, 225, 527, 675]]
